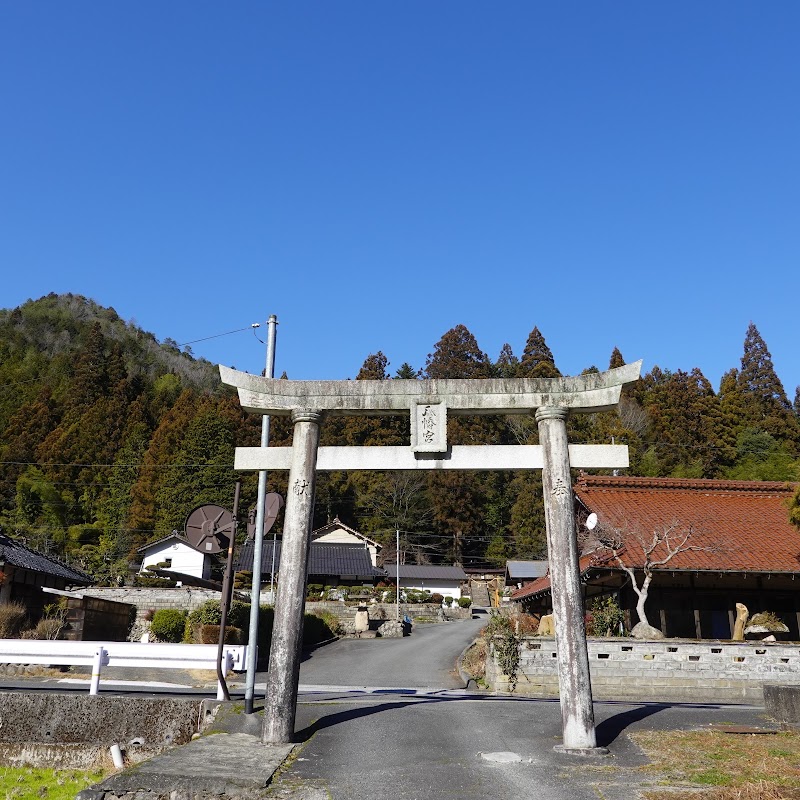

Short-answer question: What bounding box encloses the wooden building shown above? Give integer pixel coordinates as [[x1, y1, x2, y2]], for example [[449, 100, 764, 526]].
[[511, 475, 800, 640]]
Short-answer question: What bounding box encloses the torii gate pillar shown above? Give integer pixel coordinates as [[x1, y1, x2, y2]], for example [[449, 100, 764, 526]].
[[262, 410, 322, 744], [537, 407, 603, 754]]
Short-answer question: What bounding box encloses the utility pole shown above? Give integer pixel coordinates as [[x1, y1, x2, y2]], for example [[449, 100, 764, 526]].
[[396, 528, 400, 622], [244, 315, 278, 714]]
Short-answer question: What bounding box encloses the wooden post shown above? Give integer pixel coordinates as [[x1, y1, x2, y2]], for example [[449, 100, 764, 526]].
[[262, 410, 322, 745], [536, 407, 606, 755]]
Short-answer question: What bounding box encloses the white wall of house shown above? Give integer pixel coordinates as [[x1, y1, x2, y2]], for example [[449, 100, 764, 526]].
[[397, 578, 462, 600], [313, 528, 378, 567], [139, 540, 210, 580]]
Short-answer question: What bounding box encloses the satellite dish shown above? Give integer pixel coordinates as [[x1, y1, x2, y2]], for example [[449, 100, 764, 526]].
[[585, 513, 598, 531], [246, 493, 285, 539], [185, 504, 235, 554]]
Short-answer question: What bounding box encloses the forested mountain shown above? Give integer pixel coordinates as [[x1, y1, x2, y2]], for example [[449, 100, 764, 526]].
[[1, 294, 798, 582]]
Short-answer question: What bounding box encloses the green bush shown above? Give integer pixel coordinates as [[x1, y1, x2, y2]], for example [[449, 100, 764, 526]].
[[188, 599, 249, 629], [133, 574, 176, 588], [306, 584, 324, 600], [150, 609, 187, 643], [457, 597, 472, 609], [303, 611, 339, 645], [587, 596, 625, 637]]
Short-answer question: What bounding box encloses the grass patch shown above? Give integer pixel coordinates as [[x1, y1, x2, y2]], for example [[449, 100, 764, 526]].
[[0, 766, 106, 799], [634, 729, 800, 799]]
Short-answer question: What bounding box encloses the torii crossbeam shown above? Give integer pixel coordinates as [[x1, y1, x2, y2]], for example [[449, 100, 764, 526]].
[[221, 361, 642, 755]]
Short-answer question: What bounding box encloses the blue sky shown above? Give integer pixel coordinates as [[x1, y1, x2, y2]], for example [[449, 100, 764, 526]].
[[2, 2, 798, 397]]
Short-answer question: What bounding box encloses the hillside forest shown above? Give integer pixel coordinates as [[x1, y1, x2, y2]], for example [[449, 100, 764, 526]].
[[1, 294, 799, 583]]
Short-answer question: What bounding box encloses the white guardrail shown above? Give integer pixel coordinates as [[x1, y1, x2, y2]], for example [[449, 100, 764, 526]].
[[0, 640, 247, 699]]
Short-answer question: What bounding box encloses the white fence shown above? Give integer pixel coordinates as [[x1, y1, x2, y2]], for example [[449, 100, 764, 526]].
[[0, 640, 247, 699]]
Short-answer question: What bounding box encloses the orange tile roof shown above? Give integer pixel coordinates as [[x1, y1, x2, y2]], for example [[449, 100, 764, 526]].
[[511, 475, 799, 602]]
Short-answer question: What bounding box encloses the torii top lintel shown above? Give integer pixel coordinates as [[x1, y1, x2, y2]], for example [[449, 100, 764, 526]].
[[219, 360, 642, 417]]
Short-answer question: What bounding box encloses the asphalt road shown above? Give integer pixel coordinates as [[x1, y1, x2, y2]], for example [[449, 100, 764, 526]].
[[261, 616, 770, 800], [294, 614, 488, 690]]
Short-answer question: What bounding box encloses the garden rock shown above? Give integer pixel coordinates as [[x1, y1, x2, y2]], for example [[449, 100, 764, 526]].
[[377, 620, 404, 638], [630, 622, 665, 640]]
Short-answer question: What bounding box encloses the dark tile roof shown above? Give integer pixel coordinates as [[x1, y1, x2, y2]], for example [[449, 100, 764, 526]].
[[506, 560, 549, 580], [237, 540, 385, 580], [384, 565, 468, 581], [0, 533, 93, 585], [511, 474, 800, 602]]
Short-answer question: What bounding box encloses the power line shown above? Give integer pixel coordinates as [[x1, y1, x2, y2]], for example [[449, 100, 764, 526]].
[[177, 326, 256, 347]]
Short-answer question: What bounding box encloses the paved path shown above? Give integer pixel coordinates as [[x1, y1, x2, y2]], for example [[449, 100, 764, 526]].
[[293, 615, 487, 690], [274, 690, 768, 800]]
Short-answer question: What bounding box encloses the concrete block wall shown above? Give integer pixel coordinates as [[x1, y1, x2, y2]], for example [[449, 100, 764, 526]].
[[81, 587, 223, 626], [487, 637, 800, 703]]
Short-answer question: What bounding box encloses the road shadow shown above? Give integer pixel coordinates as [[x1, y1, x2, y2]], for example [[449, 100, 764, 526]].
[[595, 703, 670, 747]]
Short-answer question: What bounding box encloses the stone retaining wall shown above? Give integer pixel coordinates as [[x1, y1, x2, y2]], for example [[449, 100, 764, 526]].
[[81, 587, 225, 626], [487, 637, 800, 703], [305, 600, 471, 622], [82, 588, 471, 629]]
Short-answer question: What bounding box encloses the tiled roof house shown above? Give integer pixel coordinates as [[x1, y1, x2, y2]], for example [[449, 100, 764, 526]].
[[512, 474, 800, 640], [0, 531, 93, 620]]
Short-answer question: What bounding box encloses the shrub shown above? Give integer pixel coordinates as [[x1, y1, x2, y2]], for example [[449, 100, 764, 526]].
[[443, 596, 453, 607], [233, 571, 252, 589], [457, 597, 472, 609], [199, 624, 241, 644], [22, 617, 65, 640], [483, 613, 521, 691], [0, 602, 28, 638], [306, 584, 324, 601], [303, 611, 339, 645], [430, 593, 444, 605], [133, 574, 176, 588], [150, 609, 187, 642], [190, 599, 249, 629], [143, 608, 156, 622], [587, 596, 625, 637]]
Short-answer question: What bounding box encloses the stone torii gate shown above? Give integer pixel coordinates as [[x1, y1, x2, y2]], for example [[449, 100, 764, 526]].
[[220, 361, 642, 754]]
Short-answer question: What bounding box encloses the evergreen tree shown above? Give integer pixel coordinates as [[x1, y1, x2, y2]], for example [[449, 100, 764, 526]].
[[519, 326, 560, 378], [424, 326, 493, 564], [737, 323, 799, 449], [66, 322, 109, 413], [494, 343, 519, 379], [154, 401, 237, 533], [609, 347, 625, 370], [424, 325, 491, 380], [395, 362, 418, 379], [508, 473, 547, 559], [640, 366, 729, 477]]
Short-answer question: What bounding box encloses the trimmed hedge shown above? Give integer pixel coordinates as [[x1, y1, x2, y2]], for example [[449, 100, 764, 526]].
[[150, 608, 187, 642]]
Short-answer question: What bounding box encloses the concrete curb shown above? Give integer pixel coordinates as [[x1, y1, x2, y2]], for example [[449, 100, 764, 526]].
[[78, 733, 297, 798]]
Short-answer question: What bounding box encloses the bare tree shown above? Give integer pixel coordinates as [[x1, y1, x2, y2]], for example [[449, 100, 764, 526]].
[[592, 517, 718, 632]]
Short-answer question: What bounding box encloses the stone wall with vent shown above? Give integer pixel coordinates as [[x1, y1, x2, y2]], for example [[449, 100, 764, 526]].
[[487, 637, 800, 703]]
